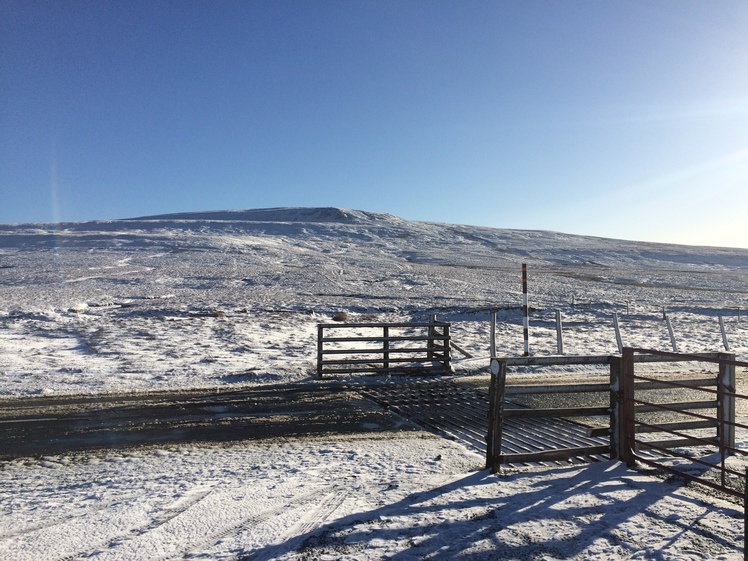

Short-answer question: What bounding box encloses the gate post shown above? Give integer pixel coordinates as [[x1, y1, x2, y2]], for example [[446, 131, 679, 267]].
[[620, 347, 636, 467], [317, 324, 324, 379], [486, 358, 507, 473], [718, 353, 736, 453], [609, 355, 621, 460], [490, 311, 497, 358], [383, 326, 390, 372], [442, 323, 451, 372], [427, 314, 436, 361]]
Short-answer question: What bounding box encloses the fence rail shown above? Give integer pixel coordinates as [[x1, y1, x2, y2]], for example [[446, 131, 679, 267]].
[[317, 321, 451, 378]]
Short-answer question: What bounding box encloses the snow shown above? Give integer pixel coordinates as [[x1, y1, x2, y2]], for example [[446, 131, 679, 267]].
[[1, 207, 747, 559]]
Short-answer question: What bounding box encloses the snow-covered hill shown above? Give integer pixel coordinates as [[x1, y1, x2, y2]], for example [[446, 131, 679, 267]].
[[1, 207, 747, 396], [1, 208, 747, 561]]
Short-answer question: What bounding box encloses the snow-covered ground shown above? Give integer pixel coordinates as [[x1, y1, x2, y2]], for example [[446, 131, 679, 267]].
[[1, 207, 747, 559]]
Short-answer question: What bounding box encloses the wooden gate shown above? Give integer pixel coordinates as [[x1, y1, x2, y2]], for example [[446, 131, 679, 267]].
[[317, 320, 451, 378]]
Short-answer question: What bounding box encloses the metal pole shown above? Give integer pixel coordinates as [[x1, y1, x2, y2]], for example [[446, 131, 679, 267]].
[[719, 316, 731, 352], [490, 310, 497, 358], [555, 310, 564, 355], [665, 314, 678, 353], [522, 263, 529, 356]]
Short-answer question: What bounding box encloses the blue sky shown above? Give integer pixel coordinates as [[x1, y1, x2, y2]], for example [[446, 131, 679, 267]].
[[2, 1, 747, 248]]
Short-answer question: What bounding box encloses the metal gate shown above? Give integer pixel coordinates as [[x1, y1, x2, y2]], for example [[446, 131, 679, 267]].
[[620, 347, 748, 500]]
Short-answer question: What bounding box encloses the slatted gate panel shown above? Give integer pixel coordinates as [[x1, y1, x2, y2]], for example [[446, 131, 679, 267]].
[[487, 355, 617, 472], [621, 347, 748, 500], [317, 321, 451, 378]]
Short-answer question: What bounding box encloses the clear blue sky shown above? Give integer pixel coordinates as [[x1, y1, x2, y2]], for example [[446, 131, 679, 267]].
[[2, 1, 747, 248]]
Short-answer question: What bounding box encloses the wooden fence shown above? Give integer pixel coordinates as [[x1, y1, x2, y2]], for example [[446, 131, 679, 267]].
[[317, 320, 451, 378]]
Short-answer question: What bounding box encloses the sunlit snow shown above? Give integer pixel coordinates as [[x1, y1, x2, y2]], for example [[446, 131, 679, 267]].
[[1, 208, 747, 560]]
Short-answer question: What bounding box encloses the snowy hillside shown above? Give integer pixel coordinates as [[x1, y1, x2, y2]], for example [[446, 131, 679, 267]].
[[1, 207, 747, 396], [2, 208, 748, 561]]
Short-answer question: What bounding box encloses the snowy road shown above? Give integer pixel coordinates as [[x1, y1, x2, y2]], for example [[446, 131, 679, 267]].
[[0, 382, 419, 458]]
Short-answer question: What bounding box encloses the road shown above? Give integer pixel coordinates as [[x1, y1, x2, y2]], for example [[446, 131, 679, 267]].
[[0, 381, 421, 458]]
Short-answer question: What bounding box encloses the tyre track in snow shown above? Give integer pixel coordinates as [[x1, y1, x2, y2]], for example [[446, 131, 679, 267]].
[[218, 488, 349, 561], [0, 490, 147, 541], [50, 485, 217, 561], [155, 486, 345, 561]]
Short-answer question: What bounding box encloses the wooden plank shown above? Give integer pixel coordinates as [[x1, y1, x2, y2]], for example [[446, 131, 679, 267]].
[[499, 445, 611, 464], [321, 357, 447, 366], [319, 322, 448, 329], [634, 400, 716, 413], [320, 366, 449, 376], [635, 437, 719, 451], [450, 341, 473, 358], [627, 348, 748, 368], [321, 347, 448, 355], [635, 420, 717, 434], [504, 406, 610, 419], [321, 336, 449, 343], [633, 378, 717, 391], [504, 355, 613, 366], [499, 350, 740, 368], [504, 383, 610, 395]]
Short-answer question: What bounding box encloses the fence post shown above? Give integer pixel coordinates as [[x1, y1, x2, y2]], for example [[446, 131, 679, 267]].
[[620, 347, 636, 467], [718, 353, 736, 454], [427, 314, 437, 361], [719, 316, 731, 351], [383, 326, 390, 372], [486, 358, 507, 473], [443, 323, 451, 372], [613, 312, 623, 353], [555, 310, 564, 355], [317, 324, 324, 379], [609, 355, 621, 460], [665, 314, 678, 352], [490, 311, 497, 358], [522, 264, 529, 356]]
